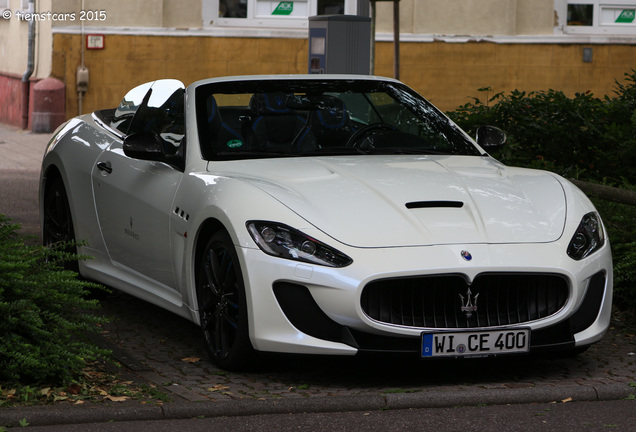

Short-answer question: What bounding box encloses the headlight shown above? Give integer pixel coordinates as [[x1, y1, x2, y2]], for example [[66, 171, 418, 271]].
[[567, 212, 605, 260], [247, 221, 352, 268]]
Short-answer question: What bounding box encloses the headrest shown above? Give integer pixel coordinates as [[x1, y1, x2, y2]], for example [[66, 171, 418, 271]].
[[207, 95, 221, 128], [316, 96, 348, 129], [249, 92, 292, 115]]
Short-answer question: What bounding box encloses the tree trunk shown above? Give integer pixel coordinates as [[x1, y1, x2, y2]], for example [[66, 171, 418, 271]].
[[569, 179, 636, 207]]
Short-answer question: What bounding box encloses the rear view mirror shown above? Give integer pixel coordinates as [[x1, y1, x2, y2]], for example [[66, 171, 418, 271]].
[[123, 131, 165, 161], [475, 125, 506, 149]]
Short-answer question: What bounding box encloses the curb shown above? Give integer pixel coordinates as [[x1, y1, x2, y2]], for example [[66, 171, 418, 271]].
[[1, 382, 633, 428]]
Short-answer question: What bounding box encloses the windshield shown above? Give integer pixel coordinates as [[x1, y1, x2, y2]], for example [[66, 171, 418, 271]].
[[195, 79, 482, 160]]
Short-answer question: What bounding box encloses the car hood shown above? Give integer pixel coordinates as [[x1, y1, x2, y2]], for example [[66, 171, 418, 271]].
[[215, 156, 566, 248]]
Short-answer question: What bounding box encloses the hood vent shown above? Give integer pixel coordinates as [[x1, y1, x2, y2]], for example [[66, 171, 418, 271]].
[[405, 201, 464, 209]]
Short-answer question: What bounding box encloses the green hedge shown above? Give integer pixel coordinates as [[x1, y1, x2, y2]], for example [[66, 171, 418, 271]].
[[0, 215, 109, 385], [446, 70, 636, 311]]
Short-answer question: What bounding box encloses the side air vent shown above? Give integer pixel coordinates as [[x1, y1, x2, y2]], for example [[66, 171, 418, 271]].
[[174, 207, 190, 221]]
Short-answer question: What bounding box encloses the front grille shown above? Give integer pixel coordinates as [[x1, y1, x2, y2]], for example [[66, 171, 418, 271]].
[[361, 273, 569, 329]]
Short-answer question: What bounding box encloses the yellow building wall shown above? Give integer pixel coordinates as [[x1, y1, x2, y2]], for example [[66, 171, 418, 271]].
[[52, 33, 636, 119], [52, 33, 310, 118], [375, 42, 636, 111]]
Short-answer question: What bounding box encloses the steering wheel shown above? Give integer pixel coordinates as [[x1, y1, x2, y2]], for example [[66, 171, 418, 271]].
[[346, 123, 395, 148]]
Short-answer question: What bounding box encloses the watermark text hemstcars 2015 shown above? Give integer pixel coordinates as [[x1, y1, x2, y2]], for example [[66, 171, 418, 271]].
[[1, 9, 107, 22]]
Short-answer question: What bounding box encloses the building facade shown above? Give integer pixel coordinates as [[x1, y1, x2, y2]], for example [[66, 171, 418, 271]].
[[1, 0, 635, 128]]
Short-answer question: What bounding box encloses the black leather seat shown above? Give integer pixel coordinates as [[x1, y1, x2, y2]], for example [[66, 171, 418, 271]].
[[206, 96, 245, 157], [296, 96, 354, 150], [249, 93, 307, 152]]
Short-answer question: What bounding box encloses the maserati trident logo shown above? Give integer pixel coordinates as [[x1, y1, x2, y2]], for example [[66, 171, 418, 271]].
[[459, 287, 479, 318], [461, 250, 472, 261]]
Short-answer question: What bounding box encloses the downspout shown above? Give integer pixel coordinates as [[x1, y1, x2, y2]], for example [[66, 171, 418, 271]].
[[393, 0, 399, 80], [370, 0, 376, 75], [21, 0, 36, 130], [77, 0, 87, 115]]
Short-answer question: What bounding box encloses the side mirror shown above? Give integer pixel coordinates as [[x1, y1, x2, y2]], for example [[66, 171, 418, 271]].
[[123, 131, 165, 162], [475, 125, 506, 149]]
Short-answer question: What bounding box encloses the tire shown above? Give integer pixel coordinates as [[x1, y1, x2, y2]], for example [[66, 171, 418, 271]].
[[42, 177, 78, 272], [196, 230, 254, 371]]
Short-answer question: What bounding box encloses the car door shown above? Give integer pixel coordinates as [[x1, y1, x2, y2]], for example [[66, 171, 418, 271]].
[[91, 80, 186, 291]]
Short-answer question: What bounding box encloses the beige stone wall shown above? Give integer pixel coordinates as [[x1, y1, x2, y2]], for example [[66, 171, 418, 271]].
[[52, 0, 201, 28], [49, 0, 557, 35], [52, 33, 636, 119], [376, 0, 554, 36], [0, 0, 53, 79]]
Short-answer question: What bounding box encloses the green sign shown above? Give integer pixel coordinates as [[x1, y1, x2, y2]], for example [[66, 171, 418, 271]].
[[615, 9, 636, 23], [226, 139, 243, 149], [272, 1, 294, 16]]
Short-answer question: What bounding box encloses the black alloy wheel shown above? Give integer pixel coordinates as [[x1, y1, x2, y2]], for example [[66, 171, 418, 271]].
[[197, 230, 254, 371], [42, 177, 78, 271]]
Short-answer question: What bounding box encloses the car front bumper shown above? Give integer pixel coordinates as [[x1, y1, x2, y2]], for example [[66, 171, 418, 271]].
[[238, 240, 613, 357]]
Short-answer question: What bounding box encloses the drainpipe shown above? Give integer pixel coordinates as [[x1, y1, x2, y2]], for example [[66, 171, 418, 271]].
[[393, 0, 399, 80], [21, 0, 36, 130], [78, 0, 86, 115]]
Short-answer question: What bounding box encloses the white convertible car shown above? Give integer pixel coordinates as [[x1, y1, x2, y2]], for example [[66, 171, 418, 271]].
[[40, 75, 613, 370]]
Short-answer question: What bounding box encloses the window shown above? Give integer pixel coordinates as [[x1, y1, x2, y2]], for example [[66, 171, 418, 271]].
[[205, 0, 362, 29], [318, 0, 344, 14], [219, 0, 247, 18], [211, 0, 312, 28], [565, 1, 636, 34]]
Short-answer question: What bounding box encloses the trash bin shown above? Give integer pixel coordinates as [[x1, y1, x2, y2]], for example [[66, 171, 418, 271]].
[[31, 78, 66, 133]]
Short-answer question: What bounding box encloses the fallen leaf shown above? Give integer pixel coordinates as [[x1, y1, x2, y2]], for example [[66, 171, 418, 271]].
[[561, 397, 572, 403], [207, 385, 229, 392], [105, 395, 129, 402], [181, 357, 201, 363]]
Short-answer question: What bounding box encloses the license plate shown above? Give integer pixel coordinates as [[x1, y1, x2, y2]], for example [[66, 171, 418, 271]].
[[421, 328, 530, 358]]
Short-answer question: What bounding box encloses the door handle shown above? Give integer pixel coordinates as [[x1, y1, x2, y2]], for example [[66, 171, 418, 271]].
[[97, 161, 113, 174]]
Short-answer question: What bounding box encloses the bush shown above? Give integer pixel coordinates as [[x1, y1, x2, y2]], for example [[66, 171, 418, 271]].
[[448, 70, 636, 184], [589, 196, 636, 311], [446, 70, 636, 311], [0, 215, 109, 385]]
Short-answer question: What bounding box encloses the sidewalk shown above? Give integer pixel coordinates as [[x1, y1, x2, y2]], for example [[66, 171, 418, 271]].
[[0, 122, 50, 172], [0, 122, 635, 429], [0, 123, 50, 237]]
